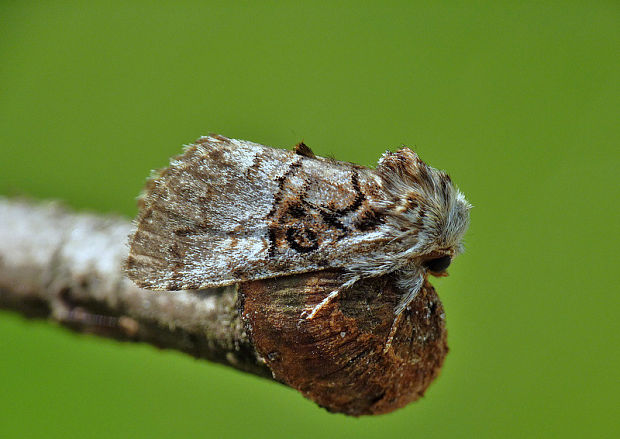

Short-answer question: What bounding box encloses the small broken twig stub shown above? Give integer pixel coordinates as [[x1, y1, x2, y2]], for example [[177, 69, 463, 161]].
[[0, 197, 448, 416]]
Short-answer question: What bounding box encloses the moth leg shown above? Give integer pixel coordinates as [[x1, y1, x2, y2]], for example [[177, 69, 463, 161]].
[[385, 271, 424, 351], [383, 311, 404, 353], [305, 288, 341, 319], [395, 271, 424, 315], [303, 275, 360, 320]]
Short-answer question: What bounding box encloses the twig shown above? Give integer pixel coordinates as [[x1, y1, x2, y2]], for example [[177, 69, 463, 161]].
[[0, 197, 271, 378]]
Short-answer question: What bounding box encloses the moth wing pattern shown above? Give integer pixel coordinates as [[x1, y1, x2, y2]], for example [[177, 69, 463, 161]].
[[127, 135, 389, 291]]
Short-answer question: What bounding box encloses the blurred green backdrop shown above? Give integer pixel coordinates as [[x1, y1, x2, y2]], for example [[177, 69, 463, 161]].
[[1, 1, 618, 438]]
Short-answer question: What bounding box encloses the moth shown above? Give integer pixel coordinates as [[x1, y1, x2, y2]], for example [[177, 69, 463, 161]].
[[126, 135, 470, 335]]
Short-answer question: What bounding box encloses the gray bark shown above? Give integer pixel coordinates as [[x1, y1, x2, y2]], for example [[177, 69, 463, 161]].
[[0, 197, 271, 379]]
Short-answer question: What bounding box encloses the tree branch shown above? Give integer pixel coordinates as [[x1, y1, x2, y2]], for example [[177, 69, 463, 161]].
[[0, 197, 271, 378]]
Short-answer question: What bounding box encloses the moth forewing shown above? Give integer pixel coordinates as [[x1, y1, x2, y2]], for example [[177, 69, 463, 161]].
[[128, 136, 387, 290]]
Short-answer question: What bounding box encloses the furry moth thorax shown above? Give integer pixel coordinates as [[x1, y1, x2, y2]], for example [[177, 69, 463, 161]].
[[375, 148, 471, 266]]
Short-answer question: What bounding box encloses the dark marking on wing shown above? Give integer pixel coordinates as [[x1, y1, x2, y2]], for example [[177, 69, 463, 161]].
[[276, 160, 303, 188], [232, 266, 249, 281], [167, 242, 185, 260], [315, 257, 331, 267], [263, 159, 379, 257], [163, 257, 188, 290], [246, 152, 264, 177], [286, 227, 319, 253], [173, 227, 195, 237], [318, 210, 349, 233], [354, 208, 385, 231], [287, 202, 307, 218], [328, 171, 365, 215], [267, 226, 278, 257], [267, 158, 303, 218], [208, 148, 225, 162]]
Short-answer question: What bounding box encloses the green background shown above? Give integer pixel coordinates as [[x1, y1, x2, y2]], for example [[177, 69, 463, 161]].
[[1, 1, 618, 437]]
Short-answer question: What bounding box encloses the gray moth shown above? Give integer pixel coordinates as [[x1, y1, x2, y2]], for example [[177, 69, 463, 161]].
[[126, 135, 470, 319]]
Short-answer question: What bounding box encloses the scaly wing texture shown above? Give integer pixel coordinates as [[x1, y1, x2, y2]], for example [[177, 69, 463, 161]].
[[127, 135, 389, 290]]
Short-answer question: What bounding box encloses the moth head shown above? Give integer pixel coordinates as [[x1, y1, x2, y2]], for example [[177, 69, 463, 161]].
[[376, 148, 471, 274]]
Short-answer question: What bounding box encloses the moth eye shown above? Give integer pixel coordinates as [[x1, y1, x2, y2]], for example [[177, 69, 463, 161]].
[[423, 255, 451, 272]]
